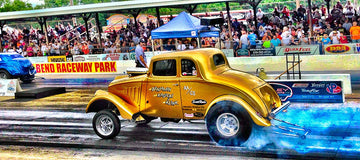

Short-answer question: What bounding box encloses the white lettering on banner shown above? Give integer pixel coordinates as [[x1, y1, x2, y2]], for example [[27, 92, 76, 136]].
[[284, 47, 311, 52], [275, 45, 320, 55]]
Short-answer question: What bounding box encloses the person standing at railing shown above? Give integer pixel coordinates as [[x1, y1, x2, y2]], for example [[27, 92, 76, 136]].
[[329, 30, 341, 44], [129, 42, 136, 53], [343, 19, 352, 32], [81, 42, 90, 55], [248, 30, 257, 49], [270, 34, 281, 47], [135, 39, 147, 68], [339, 32, 349, 43], [299, 34, 309, 45], [349, 21, 360, 43], [121, 41, 129, 53], [240, 30, 249, 49]]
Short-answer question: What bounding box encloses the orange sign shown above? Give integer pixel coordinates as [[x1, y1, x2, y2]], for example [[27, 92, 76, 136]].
[[33, 61, 117, 73]]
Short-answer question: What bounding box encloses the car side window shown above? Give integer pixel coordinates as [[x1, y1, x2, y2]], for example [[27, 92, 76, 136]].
[[153, 59, 177, 76], [181, 59, 197, 76], [213, 54, 225, 66]]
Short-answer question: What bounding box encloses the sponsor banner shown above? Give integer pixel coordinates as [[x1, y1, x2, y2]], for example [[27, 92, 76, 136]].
[[73, 55, 102, 62], [235, 49, 250, 57], [27, 57, 49, 63], [275, 45, 320, 55], [221, 49, 234, 57], [0, 79, 19, 96], [355, 43, 360, 53], [48, 56, 67, 62], [102, 53, 130, 61], [66, 56, 73, 62], [267, 80, 344, 103], [249, 48, 275, 56], [324, 44, 353, 55], [73, 53, 131, 62], [33, 61, 117, 73]]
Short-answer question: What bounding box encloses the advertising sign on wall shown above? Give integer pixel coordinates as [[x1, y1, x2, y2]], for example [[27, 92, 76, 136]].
[[324, 44, 353, 55], [355, 43, 360, 53], [73, 55, 103, 62], [33, 61, 117, 73], [267, 80, 344, 103], [275, 45, 320, 55], [102, 53, 130, 61], [0, 79, 19, 96], [249, 48, 275, 56], [222, 49, 234, 57], [27, 57, 48, 63], [235, 49, 250, 57], [47, 56, 67, 62]]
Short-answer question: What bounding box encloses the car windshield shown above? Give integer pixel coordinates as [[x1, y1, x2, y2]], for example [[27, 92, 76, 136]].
[[213, 54, 225, 66]]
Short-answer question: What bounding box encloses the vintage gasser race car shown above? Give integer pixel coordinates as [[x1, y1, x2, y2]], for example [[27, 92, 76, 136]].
[[0, 53, 36, 83], [86, 48, 297, 146]]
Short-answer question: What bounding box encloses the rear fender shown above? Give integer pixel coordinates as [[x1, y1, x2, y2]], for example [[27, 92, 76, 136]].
[[205, 95, 271, 127], [86, 90, 138, 120]]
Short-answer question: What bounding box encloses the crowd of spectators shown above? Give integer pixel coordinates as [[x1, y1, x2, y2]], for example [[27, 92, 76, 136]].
[[2, 0, 360, 57]]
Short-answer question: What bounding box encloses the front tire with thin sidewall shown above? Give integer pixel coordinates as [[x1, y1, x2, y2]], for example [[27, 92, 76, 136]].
[[93, 110, 120, 139]]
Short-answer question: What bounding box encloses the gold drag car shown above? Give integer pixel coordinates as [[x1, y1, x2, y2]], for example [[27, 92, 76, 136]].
[[86, 48, 290, 146]]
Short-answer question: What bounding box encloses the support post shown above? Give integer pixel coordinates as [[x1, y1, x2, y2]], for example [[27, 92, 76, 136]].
[[131, 9, 141, 30], [43, 17, 49, 45], [0, 21, 5, 51], [308, 0, 313, 38], [226, 2, 233, 47], [156, 7, 163, 51], [95, 12, 103, 49], [82, 13, 92, 41]]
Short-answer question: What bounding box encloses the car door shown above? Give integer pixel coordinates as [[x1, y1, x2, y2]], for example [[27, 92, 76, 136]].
[[144, 59, 182, 118], [179, 59, 210, 119]]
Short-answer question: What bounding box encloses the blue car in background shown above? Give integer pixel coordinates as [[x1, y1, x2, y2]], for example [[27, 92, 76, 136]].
[[0, 53, 36, 83]]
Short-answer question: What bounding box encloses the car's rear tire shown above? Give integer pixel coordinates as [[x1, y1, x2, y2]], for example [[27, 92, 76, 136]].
[[0, 70, 11, 79], [205, 101, 252, 146], [93, 110, 120, 139]]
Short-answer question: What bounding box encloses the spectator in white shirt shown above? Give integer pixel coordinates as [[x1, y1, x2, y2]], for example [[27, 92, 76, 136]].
[[256, 8, 264, 20], [177, 40, 186, 51]]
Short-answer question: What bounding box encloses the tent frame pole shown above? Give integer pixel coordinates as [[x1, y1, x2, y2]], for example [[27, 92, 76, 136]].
[[151, 39, 155, 56]]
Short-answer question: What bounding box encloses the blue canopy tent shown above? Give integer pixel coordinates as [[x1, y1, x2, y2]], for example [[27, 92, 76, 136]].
[[151, 11, 220, 39], [150, 11, 220, 51]]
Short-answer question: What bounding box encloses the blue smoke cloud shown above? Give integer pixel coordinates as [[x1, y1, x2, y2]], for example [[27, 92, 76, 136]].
[[241, 101, 360, 157]]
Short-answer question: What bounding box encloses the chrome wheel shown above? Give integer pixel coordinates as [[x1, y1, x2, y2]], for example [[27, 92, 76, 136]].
[[95, 115, 114, 136], [216, 113, 240, 137]]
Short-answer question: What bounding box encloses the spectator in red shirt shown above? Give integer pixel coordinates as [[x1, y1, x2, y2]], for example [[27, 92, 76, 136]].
[[339, 32, 349, 43], [81, 42, 90, 55], [321, 5, 327, 17], [282, 6, 290, 18]]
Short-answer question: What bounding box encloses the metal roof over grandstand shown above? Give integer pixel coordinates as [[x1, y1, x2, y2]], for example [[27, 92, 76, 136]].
[[0, 0, 235, 21]]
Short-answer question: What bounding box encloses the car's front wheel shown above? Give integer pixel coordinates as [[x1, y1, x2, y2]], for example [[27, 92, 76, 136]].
[[0, 70, 11, 79], [92, 110, 120, 139], [205, 101, 252, 146]]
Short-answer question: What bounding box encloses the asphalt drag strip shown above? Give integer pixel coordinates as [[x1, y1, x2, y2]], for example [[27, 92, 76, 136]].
[[0, 100, 359, 159]]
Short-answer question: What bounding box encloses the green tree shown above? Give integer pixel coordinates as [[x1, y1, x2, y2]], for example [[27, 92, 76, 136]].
[[0, 0, 33, 12]]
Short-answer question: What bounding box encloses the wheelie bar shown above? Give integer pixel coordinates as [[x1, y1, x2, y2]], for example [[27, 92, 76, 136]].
[[270, 117, 311, 139]]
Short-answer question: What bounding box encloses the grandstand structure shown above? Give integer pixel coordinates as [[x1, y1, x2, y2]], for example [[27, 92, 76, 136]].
[[0, 0, 240, 47]]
